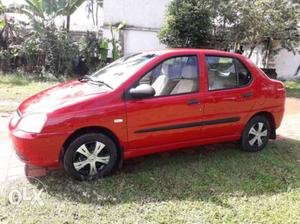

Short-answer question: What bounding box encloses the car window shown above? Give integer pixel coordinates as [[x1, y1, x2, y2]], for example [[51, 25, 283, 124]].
[[235, 59, 252, 87], [89, 53, 159, 89], [138, 56, 199, 97], [206, 56, 252, 91]]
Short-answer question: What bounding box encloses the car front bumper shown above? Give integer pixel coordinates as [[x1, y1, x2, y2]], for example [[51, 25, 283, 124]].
[[10, 129, 70, 167]]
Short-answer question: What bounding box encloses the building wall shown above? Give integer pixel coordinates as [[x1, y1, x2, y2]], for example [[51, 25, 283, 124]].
[[245, 45, 300, 80], [273, 48, 300, 79], [103, 0, 170, 28], [103, 0, 170, 55]]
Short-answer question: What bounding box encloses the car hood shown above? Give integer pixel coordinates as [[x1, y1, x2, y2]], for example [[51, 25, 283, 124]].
[[18, 80, 110, 115]]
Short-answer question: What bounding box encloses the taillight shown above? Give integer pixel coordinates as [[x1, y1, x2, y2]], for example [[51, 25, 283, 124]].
[[274, 81, 285, 98]]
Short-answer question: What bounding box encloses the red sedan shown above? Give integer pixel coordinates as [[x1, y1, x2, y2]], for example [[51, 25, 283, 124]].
[[9, 49, 285, 180]]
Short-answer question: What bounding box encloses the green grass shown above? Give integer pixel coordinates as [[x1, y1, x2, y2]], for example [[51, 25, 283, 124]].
[[284, 80, 300, 98], [0, 74, 59, 112], [1, 139, 300, 223]]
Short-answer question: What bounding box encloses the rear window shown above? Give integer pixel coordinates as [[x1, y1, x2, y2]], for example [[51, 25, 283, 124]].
[[206, 56, 252, 91]]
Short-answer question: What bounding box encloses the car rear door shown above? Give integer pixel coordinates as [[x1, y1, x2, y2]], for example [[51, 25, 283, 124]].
[[125, 53, 204, 150], [200, 53, 257, 139]]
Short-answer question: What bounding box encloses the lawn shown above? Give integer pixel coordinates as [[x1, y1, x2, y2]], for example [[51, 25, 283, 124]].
[[0, 74, 59, 113], [284, 80, 300, 98], [0, 138, 300, 223]]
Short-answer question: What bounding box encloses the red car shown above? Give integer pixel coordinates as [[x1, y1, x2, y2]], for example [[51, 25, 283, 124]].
[[9, 49, 285, 180]]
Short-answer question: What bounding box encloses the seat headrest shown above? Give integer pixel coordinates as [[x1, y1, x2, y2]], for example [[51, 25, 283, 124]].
[[181, 65, 197, 79]]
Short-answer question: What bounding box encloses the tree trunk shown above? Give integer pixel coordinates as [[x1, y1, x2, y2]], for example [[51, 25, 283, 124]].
[[264, 38, 271, 68], [248, 46, 255, 58], [66, 15, 70, 31]]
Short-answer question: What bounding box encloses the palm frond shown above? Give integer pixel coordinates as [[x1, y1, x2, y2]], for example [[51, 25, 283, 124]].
[[5, 4, 35, 18], [58, 0, 85, 16], [24, 0, 45, 19]]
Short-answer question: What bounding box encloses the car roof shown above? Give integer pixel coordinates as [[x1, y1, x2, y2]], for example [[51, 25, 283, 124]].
[[144, 48, 242, 57]]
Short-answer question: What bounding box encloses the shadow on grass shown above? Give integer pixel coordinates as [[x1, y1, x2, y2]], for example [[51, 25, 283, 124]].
[[35, 138, 300, 207]]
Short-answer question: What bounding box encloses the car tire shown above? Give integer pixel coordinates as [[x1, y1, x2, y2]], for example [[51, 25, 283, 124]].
[[241, 116, 271, 152], [63, 133, 118, 181]]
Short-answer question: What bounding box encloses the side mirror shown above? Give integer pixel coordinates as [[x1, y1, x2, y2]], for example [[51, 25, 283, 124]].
[[129, 84, 156, 99]]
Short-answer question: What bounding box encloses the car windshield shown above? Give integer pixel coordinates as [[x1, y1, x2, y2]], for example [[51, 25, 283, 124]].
[[88, 52, 159, 89]]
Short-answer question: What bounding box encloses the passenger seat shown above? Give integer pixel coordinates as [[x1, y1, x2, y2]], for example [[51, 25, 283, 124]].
[[170, 66, 197, 95]]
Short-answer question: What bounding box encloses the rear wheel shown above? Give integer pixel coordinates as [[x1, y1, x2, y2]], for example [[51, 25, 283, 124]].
[[63, 133, 118, 180], [241, 116, 271, 152]]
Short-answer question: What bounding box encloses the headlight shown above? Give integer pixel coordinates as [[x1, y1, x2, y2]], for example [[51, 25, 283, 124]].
[[10, 111, 21, 128], [18, 113, 47, 133]]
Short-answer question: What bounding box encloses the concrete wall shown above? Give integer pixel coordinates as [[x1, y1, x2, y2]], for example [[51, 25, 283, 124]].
[[103, 0, 170, 55], [245, 45, 300, 80], [273, 48, 300, 79], [103, 0, 170, 28]]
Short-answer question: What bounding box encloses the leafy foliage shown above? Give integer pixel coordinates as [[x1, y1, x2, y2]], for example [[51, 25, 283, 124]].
[[159, 0, 212, 48], [229, 0, 300, 57], [159, 0, 300, 56], [0, 0, 109, 77], [41, 26, 79, 76], [56, 0, 86, 31], [78, 31, 107, 72], [109, 20, 126, 60]]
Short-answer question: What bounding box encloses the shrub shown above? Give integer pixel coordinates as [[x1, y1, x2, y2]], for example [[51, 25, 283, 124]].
[[78, 32, 100, 71], [41, 26, 79, 77], [159, 0, 212, 48]]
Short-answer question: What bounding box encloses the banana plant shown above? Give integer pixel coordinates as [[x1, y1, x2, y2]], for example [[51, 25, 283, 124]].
[[5, 0, 86, 32], [5, 0, 57, 34], [109, 20, 126, 60], [56, 0, 86, 31]]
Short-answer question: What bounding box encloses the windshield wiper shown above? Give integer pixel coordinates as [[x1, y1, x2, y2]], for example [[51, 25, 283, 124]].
[[92, 80, 113, 89], [78, 75, 92, 82], [79, 75, 113, 89]]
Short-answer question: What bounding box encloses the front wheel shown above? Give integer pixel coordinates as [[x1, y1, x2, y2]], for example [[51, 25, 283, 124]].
[[63, 133, 118, 180], [241, 116, 271, 152]]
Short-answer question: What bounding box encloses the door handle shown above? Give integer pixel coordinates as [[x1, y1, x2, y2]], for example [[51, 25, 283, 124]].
[[243, 92, 253, 98], [187, 99, 200, 105]]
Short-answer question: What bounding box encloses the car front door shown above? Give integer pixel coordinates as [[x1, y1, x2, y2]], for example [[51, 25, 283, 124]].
[[125, 54, 204, 151], [200, 54, 257, 139]]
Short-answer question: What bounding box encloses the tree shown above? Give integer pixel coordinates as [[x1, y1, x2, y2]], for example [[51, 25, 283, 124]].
[[158, 0, 212, 48], [159, 0, 299, 63], [5, 0, 52, 33], [86, 0, 102, 29], [230, 0, 300, 59], [57, 0, 86, 31], [5, 0, 86, 32]]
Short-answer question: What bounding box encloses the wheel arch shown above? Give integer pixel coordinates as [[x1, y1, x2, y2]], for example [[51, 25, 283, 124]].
[[60, 126, 124, 169], [248, 111, 276, 139]]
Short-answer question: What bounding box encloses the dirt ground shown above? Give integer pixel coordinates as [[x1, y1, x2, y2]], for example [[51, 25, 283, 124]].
[[284, 97, 300, 115]]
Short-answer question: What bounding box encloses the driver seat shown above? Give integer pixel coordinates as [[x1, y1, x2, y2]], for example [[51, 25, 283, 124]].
[[171, 65, 197, 95]]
